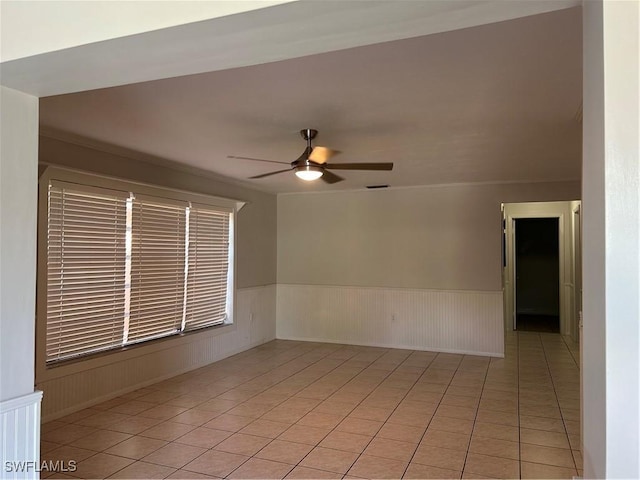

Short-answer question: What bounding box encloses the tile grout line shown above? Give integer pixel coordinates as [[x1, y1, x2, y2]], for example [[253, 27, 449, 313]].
[[41, 336, 581, 479], [287, 349, 439, 479], [538, 333, 580, 475], [270, 348, 409, 477], [206, 343, 370, 479], [400, 353, 470, 479], [560, 334, 580, 369], [520, 333, 577, 474], [216, 345, 427, 478], [517, 331, 522, 479], [521, 333, 558, 472], [457, 355, 491, 480], [66, 341, 348, 479]]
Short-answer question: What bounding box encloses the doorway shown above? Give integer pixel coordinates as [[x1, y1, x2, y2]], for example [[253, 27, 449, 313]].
[[502, 201, 580, 335], [514, 218, 560, 332]]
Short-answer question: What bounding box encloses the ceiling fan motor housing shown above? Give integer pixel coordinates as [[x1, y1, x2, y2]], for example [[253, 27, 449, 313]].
[[291, 146, 317, 168]]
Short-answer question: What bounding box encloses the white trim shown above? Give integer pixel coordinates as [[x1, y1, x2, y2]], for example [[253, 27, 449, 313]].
[[0, 391, 43, 415], [277, 283, 501, 295], [41, 165, 247, 211], [502, 201, 579, 335], [234, 284, 275, 292], [39, 128, 268, 195], [275, 335, 504, 359], [509, 212, 563, 331], [571, 202, 582, 343]]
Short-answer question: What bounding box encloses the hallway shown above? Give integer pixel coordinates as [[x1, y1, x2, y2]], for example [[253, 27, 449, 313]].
[[40, 332, 581, 479]]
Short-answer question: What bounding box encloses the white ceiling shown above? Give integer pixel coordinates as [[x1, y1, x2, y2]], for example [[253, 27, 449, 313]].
[[39, 6, 582, 194]]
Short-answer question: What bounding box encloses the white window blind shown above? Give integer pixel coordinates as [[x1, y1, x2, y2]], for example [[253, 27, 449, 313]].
[[185, 205, 232, 331], [46, 182, 128, 363], [127, 197, 187, 343], [44, 179, 235, 365]]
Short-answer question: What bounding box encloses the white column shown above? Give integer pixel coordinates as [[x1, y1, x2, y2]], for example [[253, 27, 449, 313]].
[[582, 1, 640, 477], [0, 86, 41, 479]]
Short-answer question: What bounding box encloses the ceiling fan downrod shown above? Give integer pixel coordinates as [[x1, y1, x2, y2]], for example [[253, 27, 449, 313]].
[[300, 128, 318, 145]]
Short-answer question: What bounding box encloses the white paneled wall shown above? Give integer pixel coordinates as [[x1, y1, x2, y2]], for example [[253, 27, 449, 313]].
[[0, 391, 43, 480], [39, 285, 275, 421], [277, 284, 504, 357]]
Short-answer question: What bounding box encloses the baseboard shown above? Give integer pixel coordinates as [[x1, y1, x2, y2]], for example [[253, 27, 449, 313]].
[[276, 334, 504, 358]]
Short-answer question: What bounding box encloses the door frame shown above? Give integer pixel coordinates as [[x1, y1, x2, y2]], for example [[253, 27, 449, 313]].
[[572, 203, 582, 342], [502, 202, 571, 334]]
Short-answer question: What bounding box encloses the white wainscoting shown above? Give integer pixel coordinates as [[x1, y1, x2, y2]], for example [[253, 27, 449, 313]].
[[39, 285, 276, 422], [0, 391, 43, 480], [276, 284, 504, 357]]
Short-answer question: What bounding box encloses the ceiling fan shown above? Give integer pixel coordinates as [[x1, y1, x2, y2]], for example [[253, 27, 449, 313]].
[[227, 129, 393, 184]]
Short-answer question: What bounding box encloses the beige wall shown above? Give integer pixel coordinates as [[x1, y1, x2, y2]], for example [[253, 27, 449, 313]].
[[278, 181, 581, 291], [39, 135, 277, 288]]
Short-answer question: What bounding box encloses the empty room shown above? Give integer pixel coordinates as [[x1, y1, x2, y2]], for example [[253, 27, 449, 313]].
[[1, 1, 638, 480]]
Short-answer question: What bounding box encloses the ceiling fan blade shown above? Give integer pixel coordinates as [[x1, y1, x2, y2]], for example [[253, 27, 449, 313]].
[[309, 146, 338, 164], [249, 168, 292, 179], [326, 162, 394, 171], [321, 170, 344, 184], [227, 155, 290, 165]]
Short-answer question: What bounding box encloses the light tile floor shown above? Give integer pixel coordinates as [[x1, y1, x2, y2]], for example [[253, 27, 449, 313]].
[[41, 331, 581, 479]]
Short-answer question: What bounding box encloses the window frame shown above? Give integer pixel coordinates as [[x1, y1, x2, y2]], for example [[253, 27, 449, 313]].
[[36, 166, 245, 383]]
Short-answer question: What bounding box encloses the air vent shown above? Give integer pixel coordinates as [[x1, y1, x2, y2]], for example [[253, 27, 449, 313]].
[[366, 184, 389, 189]]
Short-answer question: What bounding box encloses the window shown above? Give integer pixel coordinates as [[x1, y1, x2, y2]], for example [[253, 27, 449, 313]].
[[46, 183, 129, 361], [184, 205, 232, 331], [44, 180, 234, 365], [127, 196, 187, 344]]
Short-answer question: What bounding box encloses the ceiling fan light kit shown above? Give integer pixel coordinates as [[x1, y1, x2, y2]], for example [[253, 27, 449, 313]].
[[295, 164, 323, 181], [230, 128, 393, 184]]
